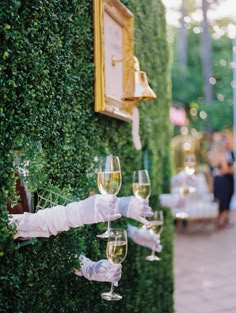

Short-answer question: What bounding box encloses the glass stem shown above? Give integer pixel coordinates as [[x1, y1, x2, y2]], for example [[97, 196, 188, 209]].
[[107, 220, 111, 232], [151, 243, 156, 257], [110, 282, 114, 293]]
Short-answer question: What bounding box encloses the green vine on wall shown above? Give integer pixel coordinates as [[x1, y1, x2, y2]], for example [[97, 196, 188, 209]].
[[0, 0, 173, 312]]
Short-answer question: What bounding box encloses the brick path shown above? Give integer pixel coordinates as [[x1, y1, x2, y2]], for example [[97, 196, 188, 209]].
[[174, 210, 236, 313]]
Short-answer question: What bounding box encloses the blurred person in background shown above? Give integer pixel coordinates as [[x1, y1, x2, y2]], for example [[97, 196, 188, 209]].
[[207, 131, 234, 228]]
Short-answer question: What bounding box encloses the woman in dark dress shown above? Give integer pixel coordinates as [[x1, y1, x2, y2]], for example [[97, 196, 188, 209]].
[[210, 133, 234, 228]]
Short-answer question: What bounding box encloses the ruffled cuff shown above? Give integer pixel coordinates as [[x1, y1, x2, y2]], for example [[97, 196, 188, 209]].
[[10, 213, 50, 238]]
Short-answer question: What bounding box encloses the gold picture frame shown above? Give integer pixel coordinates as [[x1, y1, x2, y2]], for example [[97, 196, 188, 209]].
[[93, 0, 135, 122]]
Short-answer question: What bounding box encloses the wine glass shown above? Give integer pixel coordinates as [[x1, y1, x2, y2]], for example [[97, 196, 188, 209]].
[[179, 154, 196, 195], [101, 228, 128, 301], [145, 210, 163, 261], [97, 155, 122, 238], [132, 169, 151, 200], [184, 153, 196, 176], [132, 169, 151, 224]]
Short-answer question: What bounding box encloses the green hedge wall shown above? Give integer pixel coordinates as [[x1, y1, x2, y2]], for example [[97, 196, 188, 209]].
[[0, 0, 173, 312]]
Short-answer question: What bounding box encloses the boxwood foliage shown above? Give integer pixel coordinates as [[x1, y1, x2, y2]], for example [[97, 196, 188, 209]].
[[0, 0, 174, 312]]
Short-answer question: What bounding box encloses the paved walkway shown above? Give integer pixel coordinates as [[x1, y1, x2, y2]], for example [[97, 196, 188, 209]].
[[174, 210, 236, 313]]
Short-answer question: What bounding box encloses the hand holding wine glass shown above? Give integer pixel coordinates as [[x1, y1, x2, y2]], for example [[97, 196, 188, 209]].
[[97, 155, 122, 238], [127, 224, 162, 252], [132, 169, 151, 224], [145, 210, 164, 261], [118, 196, 153, 222], [101, 228, 127, 301], [74, 255, 122, 284]]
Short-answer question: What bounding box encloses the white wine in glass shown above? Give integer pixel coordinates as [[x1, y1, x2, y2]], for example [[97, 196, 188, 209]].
[[179, 154, 196, 195], [132, 169, 151, 224], [145, 210, 163, 261], [179, 187, 190, 196], [97, 155, 122, 238], [184, 153, 196, 176], [132, 170, 151, 200], [97, 171, 121, 195], [101, 228, 127, 301]]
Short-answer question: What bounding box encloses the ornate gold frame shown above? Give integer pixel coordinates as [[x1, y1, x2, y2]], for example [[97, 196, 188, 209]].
[[93, 0, 135, 122]]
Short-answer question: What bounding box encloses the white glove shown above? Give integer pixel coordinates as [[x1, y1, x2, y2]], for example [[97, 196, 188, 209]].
[[160, 194, 186, 209], [118, 196, 153, 224], [74, 255, 122, 284], [128, 224, 162, 252], [65, 194, 121, 226], [10, 194, 121, 238]]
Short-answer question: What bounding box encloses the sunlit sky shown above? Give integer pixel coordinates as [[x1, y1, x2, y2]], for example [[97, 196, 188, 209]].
[[162, 0, 236, 29]]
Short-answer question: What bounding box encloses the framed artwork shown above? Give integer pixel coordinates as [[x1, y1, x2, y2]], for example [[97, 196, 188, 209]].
[[93, 0, 136, 122]]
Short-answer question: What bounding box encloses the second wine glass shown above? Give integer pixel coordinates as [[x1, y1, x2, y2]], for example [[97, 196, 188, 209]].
[[97, 155, 122, 238], [132, 169, 151, 200], [101, 228, 128, 301], [132, 169, 151, 224], [145, 210, 164, 261]]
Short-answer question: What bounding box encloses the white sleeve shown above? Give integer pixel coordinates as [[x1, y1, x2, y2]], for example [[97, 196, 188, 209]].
[[9, 212, 51, 238], [9, 206, 70, 238], [9, 194, 120, 239]]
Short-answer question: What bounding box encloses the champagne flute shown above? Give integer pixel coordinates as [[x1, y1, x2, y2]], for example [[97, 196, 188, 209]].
[[97, 155, 122, 238], [132, 169, 151, 200], [145, 210, 163, 261], [132, 169, 151, 224], [101, 228, 128, 301], [184, 153, 196, 176], [179, 154, 196, 195]]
